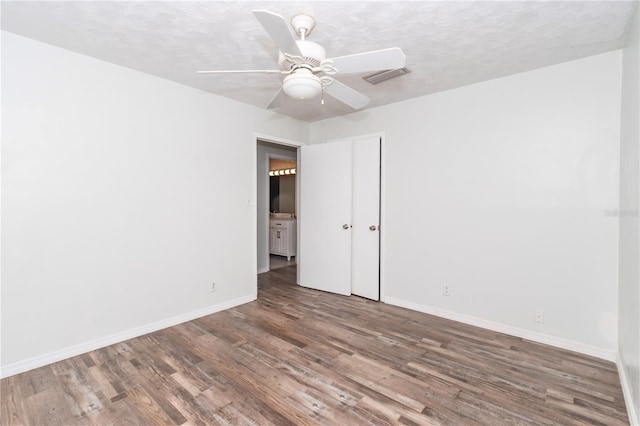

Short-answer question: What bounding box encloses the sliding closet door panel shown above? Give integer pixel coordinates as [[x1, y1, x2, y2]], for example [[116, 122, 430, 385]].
[[299, 142, 352, 295], [351, 137, 381, 300]]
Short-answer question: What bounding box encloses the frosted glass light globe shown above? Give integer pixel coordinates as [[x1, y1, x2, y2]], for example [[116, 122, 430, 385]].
[[283, 69, 322, 100]]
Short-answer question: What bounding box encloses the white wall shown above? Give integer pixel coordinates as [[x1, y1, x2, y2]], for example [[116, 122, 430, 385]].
[[619, 3, 640, 422], [256, 142, 298, 274], [310, 51, 622, 357], [1, 32, 308, 374]]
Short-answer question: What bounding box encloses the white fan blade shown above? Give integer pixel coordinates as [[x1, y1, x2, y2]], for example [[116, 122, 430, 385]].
[[267, 87, 286, 109], [327, 47, 406, 74], [253, 10, 303, 57], [324, 80, 370, 109], [197, 69, 286, 74]]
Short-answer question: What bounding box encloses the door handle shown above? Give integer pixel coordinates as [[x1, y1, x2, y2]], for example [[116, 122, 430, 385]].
[[369, 225, 378, 231], [342, 224, 350, 230]]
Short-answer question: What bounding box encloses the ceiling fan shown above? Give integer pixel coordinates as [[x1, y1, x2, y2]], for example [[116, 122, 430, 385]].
[[197, 10, 406, 110]]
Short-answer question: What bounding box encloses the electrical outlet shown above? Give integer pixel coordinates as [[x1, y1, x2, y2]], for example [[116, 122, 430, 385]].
[[534, 309, 544, 323], [442, 284, 451, 296], [211, 281, 216, 292]]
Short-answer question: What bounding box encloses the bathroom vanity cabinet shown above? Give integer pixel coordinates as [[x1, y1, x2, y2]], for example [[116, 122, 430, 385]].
[[269, 218, 297, 261]]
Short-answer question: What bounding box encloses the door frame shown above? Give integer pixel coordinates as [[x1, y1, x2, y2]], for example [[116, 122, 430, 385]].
[[252, 133, 303, 299], [326, 132, 386, 302]]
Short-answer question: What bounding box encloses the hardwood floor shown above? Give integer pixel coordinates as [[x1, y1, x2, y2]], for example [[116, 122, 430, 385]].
[[1, 265, 629, 425], [270, 254, 296, 270]]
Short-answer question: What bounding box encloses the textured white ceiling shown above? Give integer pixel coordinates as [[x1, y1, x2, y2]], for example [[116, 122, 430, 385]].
[[1, 1, 637, 122]]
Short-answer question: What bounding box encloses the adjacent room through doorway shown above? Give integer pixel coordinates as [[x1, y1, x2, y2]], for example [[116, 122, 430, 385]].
[[256, 139, 299, 275]]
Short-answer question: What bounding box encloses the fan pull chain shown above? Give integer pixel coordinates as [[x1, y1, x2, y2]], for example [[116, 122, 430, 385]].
[[319, 77, 333, 106]]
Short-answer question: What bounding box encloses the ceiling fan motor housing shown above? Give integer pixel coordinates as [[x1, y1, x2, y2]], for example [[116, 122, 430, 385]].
[[278, 40, 326, 70]]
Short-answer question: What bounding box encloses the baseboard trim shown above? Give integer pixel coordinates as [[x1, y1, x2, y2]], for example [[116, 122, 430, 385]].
[[0, 295, 255, 379], [617, 353, 640, 426], [384, 298, 616, 362], [257, 266, 269, 274]]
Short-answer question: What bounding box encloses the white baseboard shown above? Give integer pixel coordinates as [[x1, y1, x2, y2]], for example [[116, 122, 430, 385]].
[[0, 295, 255, 379], [257, 266, 269, 274], [384, 298, 617, 362], [617, 354, 640, 426]]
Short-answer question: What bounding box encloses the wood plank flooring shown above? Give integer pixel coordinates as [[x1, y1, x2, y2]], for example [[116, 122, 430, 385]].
[[270, 254, 296, 270], [1, 265, 629, 425]]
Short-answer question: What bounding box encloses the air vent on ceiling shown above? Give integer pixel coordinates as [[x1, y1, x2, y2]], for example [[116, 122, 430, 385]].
[[363, 67, 411, 85]]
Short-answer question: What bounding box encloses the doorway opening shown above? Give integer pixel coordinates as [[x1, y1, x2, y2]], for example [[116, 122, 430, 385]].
[[268, 157, 297, 270], [256, 139, 300, 278]]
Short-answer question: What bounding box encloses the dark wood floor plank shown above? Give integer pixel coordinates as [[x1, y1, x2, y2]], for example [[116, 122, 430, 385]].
[[125, 385, 177, 425], [0, 265, 630, 425], [50, 358, 112, 425]]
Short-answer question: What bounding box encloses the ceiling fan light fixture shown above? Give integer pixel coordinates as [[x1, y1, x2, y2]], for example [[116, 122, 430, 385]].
[[198, 10, 405, 111], [282, 69, 322, 100]]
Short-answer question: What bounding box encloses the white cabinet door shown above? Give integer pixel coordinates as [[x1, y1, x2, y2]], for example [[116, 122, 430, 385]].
[[351, 137, 381, 300], [269, 227, 280, 254], [270, 220, 297, 260], [299, 141, 353, 296], [277, 228, 287, 253], [278, 228, 289, 258]]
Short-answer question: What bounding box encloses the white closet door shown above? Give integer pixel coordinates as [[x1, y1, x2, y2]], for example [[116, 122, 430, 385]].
[[299, 141, 352, 295], [351, 137, 381, 300]]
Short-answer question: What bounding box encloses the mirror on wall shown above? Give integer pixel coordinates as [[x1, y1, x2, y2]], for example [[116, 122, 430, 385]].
[[270, 158, 296, 214]]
